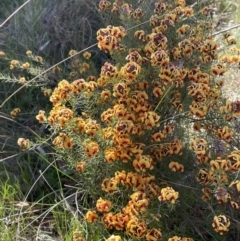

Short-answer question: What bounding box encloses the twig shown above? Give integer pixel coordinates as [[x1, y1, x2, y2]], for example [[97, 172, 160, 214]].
[[0, 0, 32, 28], [212, 23, 240, 37], [0, 43, 97, 109]]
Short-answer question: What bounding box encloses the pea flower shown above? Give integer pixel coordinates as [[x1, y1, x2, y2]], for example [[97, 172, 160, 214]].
[[158, 187, 179, 203], [105, 235, 122, 241], [76, 162, 86, 172], [146, 228, 162, 241], [212, 214, 230, 235], [83, 141, 99, 158], [169, 161, 184, 172], [96, 197, 112, 212], [10, 108, 21, 119], [84, 210, 98, 223]]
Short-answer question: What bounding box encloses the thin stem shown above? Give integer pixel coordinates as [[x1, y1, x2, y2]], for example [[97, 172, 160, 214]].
[[0, 43, 97, 108], [212, 23, 240, 37], [0, 0, 32, 28]]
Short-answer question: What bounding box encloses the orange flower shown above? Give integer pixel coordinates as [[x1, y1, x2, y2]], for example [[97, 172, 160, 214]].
[[102, 178, 118, 194], [168, 236, 181, 241], [169, 161, 184, 172], [36, 110, 46, 123], [17, 137, 30, 150], [130, 191, 149, 212], [211, 64, 227, 76], [183, 7, 194, 16], [196, 168, 212, 185], [126, 217, 147, 238], [84, 119, 100, 137], [10, 108, 21, 119], [150, 50, 169, 66], [227, 151, 240, 171], [158, 187, 179, 203], [120, 62, 141, 81], [105, 235, 122, 241], [21, 62, 30, 69], [100, 89, 111, 102], [212, 215, 230, 235], [84, 210, 98, 223], [151, 131, 165, 142], [113, 133, 132, 147], [83, 51, 91, 59], [146, 228, 162, 241], [104, 147, 118, 163], [189, 138, 208, 156], [229, 180, 240, 192], [141, 111, 160, 129], [133, 154, 154, 172], [201, 187, 212, 201], [72, 229, 85, 241], [83, 141, 99, 158], [96, 197, 112, 213], [98, 0, 111, 11], [217, 126, 233, 142], [114, 170, 127, 185], [125, 172, 142, 188], [76, 162, 86, 172], [210, 158, 228, 170], [126, 49, 143, 64], [134, 30, 145, 41]]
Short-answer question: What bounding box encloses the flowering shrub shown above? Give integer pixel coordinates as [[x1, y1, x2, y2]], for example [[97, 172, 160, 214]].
[[10, 0, 240, 240]]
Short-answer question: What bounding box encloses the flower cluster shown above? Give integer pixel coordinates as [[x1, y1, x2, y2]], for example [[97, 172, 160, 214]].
[[32, 0, 240, 239], [96, 25, 126, 52]]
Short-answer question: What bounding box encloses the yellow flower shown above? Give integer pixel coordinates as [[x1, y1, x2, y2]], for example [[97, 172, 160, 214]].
[[168, 236, 182, 241], [229, 180, 240, 192], [69, 49, 77, 56], [169, 161, 184, 172], [101, 178, 118, 194], [10, 108, 21, 119], [0, 51, 6, 57], [146, 228, 162, 241], [212, 214, 230, 235], [43, 89, 52, 96], [96, 197, 112, 212], [98, 0, 111, 11], [83, 51, 91, 59], [211, 64, 227, 76], [76, 162, 86, 172], [26, 50, 32, 56], [83, 141, 99, 158], [36, 110, 47, 123], [120, 62, 141, 81], [158, 187, 179, 203], [133, 154, 154, 172], [141, 111, 160, 129], [84, 210, 98, 223], [210, 158, 228, 170], [17, 137, 30, 150], [10, 60, 20, 69], [105, 235, 122, 241], [21, 62, 30, 69], [126, 217, 147, 238], [134, 30, 145, 41], [104, 147, 118, 163]]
